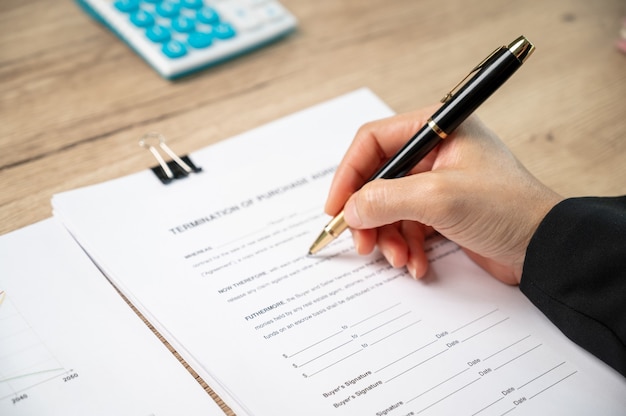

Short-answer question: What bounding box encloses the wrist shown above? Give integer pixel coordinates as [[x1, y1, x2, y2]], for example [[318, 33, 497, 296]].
[[517, 192, 564, 283]]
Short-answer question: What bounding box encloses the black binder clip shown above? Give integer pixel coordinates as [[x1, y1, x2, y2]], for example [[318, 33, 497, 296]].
[[139, 132, 202, 184]]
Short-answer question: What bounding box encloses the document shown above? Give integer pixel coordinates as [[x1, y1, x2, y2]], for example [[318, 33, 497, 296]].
[[0, 219, 224, 415], [52, 89, 626, 415]]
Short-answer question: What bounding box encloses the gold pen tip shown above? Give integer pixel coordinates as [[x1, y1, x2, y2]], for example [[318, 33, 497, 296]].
[[309, 211, 349, 255], [308, 229, 334, 255]]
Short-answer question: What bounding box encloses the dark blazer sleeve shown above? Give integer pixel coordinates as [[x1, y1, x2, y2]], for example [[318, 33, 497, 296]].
[[520, 196, 626, 377]]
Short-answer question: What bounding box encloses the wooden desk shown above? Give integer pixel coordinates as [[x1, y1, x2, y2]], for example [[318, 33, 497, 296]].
[[1, 0, 624, 414]]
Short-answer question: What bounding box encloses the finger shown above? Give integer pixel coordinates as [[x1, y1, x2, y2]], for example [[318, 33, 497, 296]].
[[343, 171, 457, 230], [325, 107, 439, 215], [376, 223, 409, 268], [401, 222, 429, 279], [351, 228, 377, 255]]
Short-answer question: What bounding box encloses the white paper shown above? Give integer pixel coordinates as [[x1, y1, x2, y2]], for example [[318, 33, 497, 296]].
[[0, 219, 224, 416], [52, 89, 626, 415]]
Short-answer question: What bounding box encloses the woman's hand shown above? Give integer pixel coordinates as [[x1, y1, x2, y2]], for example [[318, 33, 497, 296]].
[[324, 108, 563, 285]]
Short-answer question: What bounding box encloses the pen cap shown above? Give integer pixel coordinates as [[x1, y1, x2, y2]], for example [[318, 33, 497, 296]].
[[433, 36, 533, 133], [508, 35, 535, 64]]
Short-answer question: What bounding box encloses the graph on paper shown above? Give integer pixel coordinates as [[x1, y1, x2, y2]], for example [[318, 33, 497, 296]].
[[0, 290, 70, 401]]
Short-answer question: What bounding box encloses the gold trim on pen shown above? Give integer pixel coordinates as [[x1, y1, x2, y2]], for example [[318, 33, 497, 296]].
[[507, 35, 535, 63], [427, 118, 448, 139], [440, 45, 504, 103], [308, 211, 348, 255]]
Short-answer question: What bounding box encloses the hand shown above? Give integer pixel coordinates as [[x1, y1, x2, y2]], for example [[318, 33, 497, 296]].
[[324, 107, 563, 285]]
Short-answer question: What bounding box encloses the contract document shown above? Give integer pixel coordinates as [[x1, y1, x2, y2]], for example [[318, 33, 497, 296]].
[[52, 89, 626, 415], [0, 219, 223, 415]]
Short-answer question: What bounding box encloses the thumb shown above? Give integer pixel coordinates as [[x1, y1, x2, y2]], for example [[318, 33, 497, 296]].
[[343, 173, 447, 229]]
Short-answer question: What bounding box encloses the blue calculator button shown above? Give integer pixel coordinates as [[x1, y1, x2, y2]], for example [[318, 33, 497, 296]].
[[213, 23, 236, 40], [197, 8, 220, 25], [98, 0, 297, 78], [114, 0, 140, 13], [181, 0, 204, 10], [146, 25, 171, 43], [188, 31, 213, 48], [171, 16, 195, 33], [130, 10, 155, 27], [156, 2, 181, 18], [162, 40, 187, 58]]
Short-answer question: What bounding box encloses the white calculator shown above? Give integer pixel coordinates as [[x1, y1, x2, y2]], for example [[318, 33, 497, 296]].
[[76, 0, 297, 79]]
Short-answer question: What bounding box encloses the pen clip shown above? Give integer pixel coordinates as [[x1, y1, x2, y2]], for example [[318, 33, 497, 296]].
[[440, 45, 505, 103]]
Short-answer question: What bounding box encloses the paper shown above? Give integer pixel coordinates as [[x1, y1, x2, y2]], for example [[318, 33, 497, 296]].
[[52, 89, 626, 415], [0, 219, 224, 416]]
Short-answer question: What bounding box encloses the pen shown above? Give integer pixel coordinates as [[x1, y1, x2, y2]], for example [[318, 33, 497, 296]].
[[309, 35, 535, 255]]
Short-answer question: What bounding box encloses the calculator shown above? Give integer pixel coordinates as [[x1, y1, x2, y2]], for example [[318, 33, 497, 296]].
[[76, 0, 298, 79]]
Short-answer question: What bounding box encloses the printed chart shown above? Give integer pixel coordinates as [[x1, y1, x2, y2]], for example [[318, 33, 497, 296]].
[[0, 290, 73, 403]]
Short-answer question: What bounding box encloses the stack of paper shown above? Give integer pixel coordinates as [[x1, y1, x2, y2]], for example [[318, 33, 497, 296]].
[[0, 219, 224, 416], [39, 89, 626, 414]]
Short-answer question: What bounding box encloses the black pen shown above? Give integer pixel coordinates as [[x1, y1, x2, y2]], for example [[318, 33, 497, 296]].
[[309, 35, 535, 255]]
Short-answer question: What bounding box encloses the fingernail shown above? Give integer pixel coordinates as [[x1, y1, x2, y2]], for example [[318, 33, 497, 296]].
[[406, 262, 417, 280], [350, 229, 361, 254], [381, 247, 397, 268]]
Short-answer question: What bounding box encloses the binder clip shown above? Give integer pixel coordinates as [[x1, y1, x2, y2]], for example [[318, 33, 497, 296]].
[[139, 132, 202, 184]]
